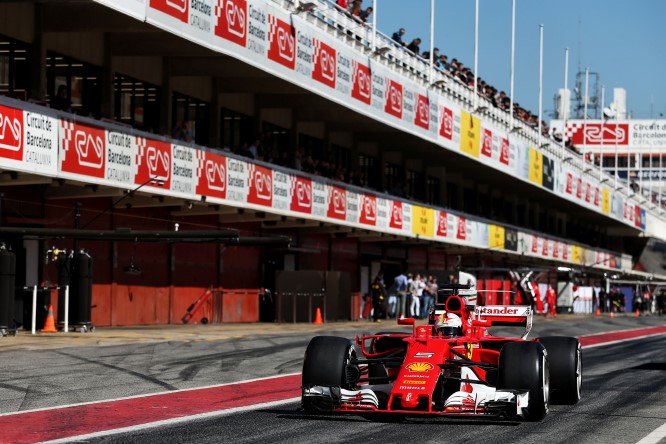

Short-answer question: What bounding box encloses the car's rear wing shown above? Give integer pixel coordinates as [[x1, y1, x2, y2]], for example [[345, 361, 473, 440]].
[[473, 305, 533, 339]]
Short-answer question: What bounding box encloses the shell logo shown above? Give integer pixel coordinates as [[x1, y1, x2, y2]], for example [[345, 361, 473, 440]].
[[405, 362, 434, 372]]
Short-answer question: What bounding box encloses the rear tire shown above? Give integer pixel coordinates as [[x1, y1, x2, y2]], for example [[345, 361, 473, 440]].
[[538, 336, 582, 405], [498, 341, 549, 421], [302, 336, 355, 411]]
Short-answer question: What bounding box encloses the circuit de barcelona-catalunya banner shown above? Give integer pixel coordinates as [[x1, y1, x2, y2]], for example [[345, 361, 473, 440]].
[[0, 96, 632, 273], [102, 0, 644, 232]]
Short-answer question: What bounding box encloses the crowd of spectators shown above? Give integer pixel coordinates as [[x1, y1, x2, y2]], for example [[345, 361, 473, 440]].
[[389, 27, 551, 138], [230, 130, 367, 188], [365, 270, 457, 322], [336, 0, 373, 23]]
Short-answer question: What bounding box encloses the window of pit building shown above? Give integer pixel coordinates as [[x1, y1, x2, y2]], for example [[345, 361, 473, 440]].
[[359, 154, 379, 190], [332, 144, 351, 172], [298, 133, 325, 158], [172, 92, 210, 146], [261, 121, 290, 161], [114, 74, 160, 133], [220, 107, 253, 152], [46, 51, 101, 118], [0, 36, 30, 101], [426, 176, 440, 206], [406, 169, 425, 201], [384, 162, 405, 197]]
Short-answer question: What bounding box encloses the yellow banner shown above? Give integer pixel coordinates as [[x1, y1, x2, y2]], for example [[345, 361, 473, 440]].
[[488, 224, 505, 250], [412, 206, 434, 237], [528, 148, 543, 185], [459, 111, 480, 158], [601, 187, 610, 215], [571, 245, 583, 264]]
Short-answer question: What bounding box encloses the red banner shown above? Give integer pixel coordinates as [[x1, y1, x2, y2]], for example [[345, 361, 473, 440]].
[[389, 201, 403, 229], [196, 151, 227, 200], [414, 94, 429, 130], [312, 39, 336, 89], [267, 15, 295, 70], [481, 128, 492, 157], [456, 217, 467, 240], [247, 163, 273, 206], [439, 106, 453, 139], [499, 137, 509, 165], [437, 211, 447, 237], [60, 120, 106, 178], [327, 186, 346, 220], [385, 79, 403, 119], [351, 61, 371, 105], [149, 0, 188, 22], [359, 194, 377, 226], [215, 0, 248, 47], [290, 176, 312, 213], [0, 104, 23, 160], [135, 137, 171, 189]]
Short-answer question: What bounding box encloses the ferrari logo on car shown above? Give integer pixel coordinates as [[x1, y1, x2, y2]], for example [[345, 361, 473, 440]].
[[405, 362, 434, 372], [466, 343, 473, 359]]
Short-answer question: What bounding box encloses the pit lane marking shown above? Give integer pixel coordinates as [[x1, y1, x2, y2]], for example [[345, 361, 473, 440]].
[[635, 421, 666, 444], [577, 326, 666, 348], [41, 397, 301, 444]]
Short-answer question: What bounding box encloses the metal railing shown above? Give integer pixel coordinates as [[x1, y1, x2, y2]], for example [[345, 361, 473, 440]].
[[270, 0, 665, 218]]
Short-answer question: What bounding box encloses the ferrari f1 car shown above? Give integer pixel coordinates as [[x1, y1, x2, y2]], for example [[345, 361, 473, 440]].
[[301, 284, 582, 421]]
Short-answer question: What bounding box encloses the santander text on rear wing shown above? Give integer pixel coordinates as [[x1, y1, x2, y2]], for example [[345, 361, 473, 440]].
[[474, 305, 533, 339]]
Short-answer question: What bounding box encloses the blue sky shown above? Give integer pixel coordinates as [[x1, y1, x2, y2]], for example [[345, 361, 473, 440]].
[[373, 0, 666, 120]]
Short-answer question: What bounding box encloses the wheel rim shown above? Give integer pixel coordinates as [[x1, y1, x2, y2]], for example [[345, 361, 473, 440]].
[[575, 345, 582, 399], [542, 354, 550, 411]]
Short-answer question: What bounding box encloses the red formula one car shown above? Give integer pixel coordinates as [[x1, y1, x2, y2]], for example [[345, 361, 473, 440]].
[[301, 285, 582, 421]]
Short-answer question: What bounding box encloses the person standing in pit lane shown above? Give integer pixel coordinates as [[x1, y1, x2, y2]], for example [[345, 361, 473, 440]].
[[370, 272, 387, 322]]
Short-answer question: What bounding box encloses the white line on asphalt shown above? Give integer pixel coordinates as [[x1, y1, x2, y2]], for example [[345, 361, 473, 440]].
[[635, 421, 666, 444], [0, 372, 300, 417], [41, 397, 302, 444]]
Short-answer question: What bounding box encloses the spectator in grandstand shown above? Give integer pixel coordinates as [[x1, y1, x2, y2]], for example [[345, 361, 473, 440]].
[[406, 38, 421, 55], [350, 0, 362, 16], [432, 48, 441, 68], [358, 6, 373, 23], [392, 28, 406, 46], [172, 121, 193, 143], [439, 54, 450, 71], [336, 0, 349, 10], [51, 85, 72, 113], [496, 91, 508, 111]]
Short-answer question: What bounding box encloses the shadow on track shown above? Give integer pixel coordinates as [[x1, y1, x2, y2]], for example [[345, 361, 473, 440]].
[[259, 407, 521, 426]]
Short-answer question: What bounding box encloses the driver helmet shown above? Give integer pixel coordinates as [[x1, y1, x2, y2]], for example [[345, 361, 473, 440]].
[[435, 313, 463, 337]]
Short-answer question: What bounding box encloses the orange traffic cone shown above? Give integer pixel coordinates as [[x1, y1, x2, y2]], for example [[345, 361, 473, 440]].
[[595, 308, 601, 317], [41, 304, 58, 333], [635, 308, 640, 317], [609, 310, 615, 320], [313, 307, 324, 325]]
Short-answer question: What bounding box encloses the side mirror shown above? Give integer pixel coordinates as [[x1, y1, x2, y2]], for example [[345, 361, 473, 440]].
[[398, 317, 416, 326]]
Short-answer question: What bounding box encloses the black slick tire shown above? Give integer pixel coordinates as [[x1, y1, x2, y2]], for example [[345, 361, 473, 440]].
[[538, 336, 582, 405], [498, 341, 549, 421]]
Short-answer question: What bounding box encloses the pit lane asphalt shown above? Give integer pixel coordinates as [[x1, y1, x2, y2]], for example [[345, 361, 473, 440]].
[[1, 314, 665, 443]]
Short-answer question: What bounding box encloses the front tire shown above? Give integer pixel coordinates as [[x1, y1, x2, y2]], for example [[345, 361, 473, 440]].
[[498, 341, 549, 421], [538, 336, 582, 405], [302, 336, 355, 411]]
